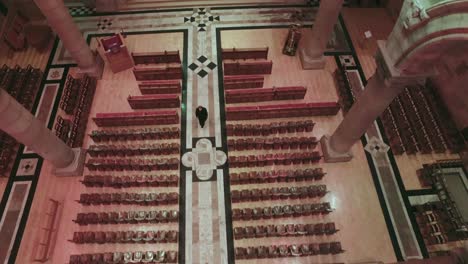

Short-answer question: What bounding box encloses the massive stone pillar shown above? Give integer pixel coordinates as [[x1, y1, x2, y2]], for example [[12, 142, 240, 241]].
[[299, 0, 344, 69], [33, 0, 103, 78], [0, 89, 86, 175], [321, 41, 427, 162]]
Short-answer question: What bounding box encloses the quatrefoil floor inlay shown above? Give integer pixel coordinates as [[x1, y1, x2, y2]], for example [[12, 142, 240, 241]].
[[181, 138, 226, 181], [364, 136, 390, 157], [184, 8, 220, 32]]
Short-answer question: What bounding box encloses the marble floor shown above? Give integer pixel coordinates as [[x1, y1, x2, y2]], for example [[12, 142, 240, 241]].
[[0, 5, 463, 264]]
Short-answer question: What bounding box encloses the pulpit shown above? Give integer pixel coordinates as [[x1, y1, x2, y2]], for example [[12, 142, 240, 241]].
[[100, 33, 134, 73]]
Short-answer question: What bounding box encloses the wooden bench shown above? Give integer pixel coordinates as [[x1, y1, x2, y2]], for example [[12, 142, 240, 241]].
[[224, 75, 264, 90], [226, 102, 340, 120], [93, 110, 179, 127], [128, 94, 180, 109], [222, 47, 268, 60], [132, 50, 181, 65], [33, 199, 61, 263], [138, 80, 181, 94], [133, 65, 182, 80], [274, 86, 307, 100], [226, 87, 275, 104], [223, 60, 273, 75], [225, 86, 306, 104]]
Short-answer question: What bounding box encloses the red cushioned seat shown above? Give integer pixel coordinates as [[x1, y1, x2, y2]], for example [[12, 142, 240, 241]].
[[245, 138, 254, 151], [290, 137, 300, 149], [264, 154, 275, 166], [239, 172, 249, 185]]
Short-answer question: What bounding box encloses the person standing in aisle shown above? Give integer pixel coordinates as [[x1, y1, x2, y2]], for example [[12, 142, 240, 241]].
[[195, 105, 208, 128]]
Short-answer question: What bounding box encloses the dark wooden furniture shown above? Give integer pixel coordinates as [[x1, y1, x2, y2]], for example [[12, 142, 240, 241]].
[[133, 65, 182, 80], [128, 94, 180, 109], [225, 86, 306, 104], [101, 34, 134, 73], [226, 102, 340, 120], [92, 111, 179, 127], [0, 65, 42, 176], [67, 76, 97, 148], [33, 199, 61, 263], [132, 51, 181, 65], [138, 80, 181, 94], [224, 75, 264, 90], [222, 47, 268, 61], [379, 81, 464, 155], [223, 60, 273, 75]]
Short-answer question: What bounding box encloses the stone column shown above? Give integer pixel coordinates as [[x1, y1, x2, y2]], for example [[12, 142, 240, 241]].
[[299, 0, 344, 69], [33, 0, 103, 78], [321, 40, 427, 162], [0, 89, 86, 175]]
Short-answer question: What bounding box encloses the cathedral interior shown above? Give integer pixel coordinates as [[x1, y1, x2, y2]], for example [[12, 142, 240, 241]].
[[0, 0, 467, 263]]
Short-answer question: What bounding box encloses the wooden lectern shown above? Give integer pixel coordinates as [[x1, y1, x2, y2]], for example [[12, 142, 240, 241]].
[[100, 33, 134, 73]]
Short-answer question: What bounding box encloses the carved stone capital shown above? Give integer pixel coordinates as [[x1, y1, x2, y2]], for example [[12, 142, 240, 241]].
[[375, 40, 428, 88], [403, 0, 430, 31]]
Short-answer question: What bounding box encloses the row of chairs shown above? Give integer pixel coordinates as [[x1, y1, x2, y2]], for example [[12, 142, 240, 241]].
[[227, 136, 317, 151], [399, 89, 435, 154], [224, 75, 264, 90], [222, 47, 269, 61], [333, 69, 354, 113], [226, 102, 340, 121], [90, 127, 180, 142], [70, 230, 178, 244], [133, 65, 182, 81], [87, 143, 179, 157], [1, 65, 42, 111], [234, 222, 338, 239], [54, 115, 71, 143], [389, 97, 419, 154], [381, 108, 405, 155], [138, 80, 181, 95], [225, 86, 306, 104], [78, 192, 179, 206], [223, 60, 273, 75], [0, 66, 41, 176], [228, 152, 322, 168], [60, 75, 80, 114], [127, 94, 180, 109], [81, 174, 179, 188], [232, 202, 333, 221], [406, 87, 447, 153], [231, 185, 327, 203], [0, 134, 16, 176], [73, 210, 179, 225], [235, 242, 344, 259], [230, 168, 325, 185], [422, 81, 465, 152], [67, 76, 97, 148], [69, 251, 177, 264], [93, 110, 179, 127], [85, 158, 179, 171], [226, 120, 314, 137], [132, 50, 181, 65]]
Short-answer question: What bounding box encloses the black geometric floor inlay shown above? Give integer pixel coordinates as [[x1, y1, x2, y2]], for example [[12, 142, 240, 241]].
[[97, 18, 113, 30], [339, 55, 357, 68], [184, 8, 220, 32], [69, 6, 95, 16], [189, 55, 217, 78]]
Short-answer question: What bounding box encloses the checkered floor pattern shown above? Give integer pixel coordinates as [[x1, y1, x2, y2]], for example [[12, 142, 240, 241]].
[[69, 6, 95, 16], [189, 55, 217, 78]]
